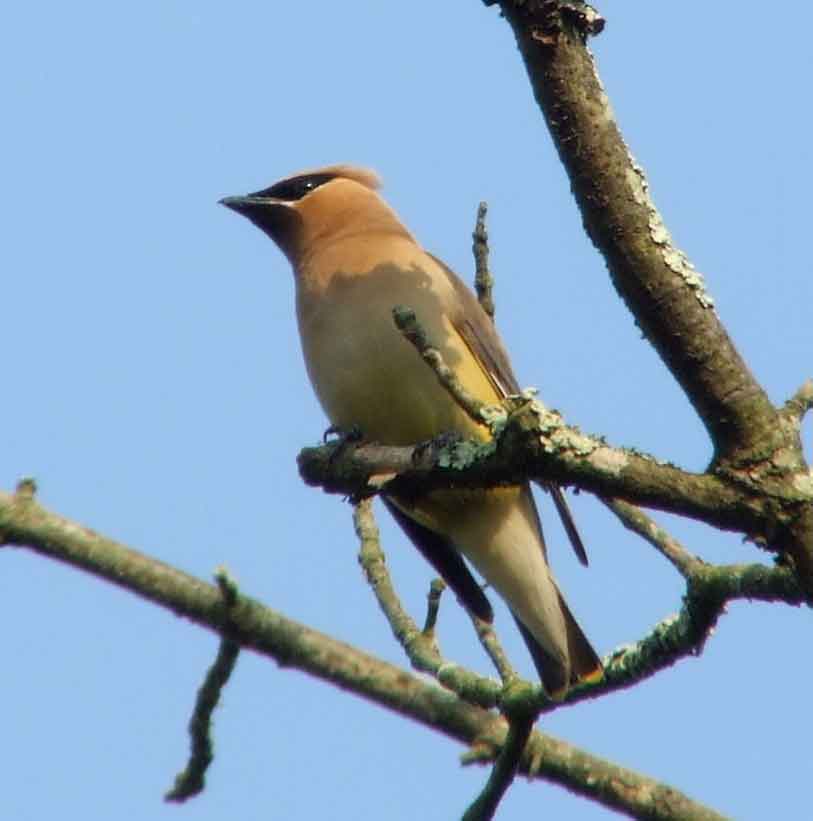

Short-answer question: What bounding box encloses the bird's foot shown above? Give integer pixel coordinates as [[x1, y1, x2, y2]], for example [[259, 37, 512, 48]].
[[412, 430, 464, 464], [323, 425, 365, 469], [323, 424, 364, 445]]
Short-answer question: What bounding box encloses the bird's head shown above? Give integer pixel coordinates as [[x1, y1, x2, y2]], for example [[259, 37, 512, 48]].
[[220, 165, 407, 267]]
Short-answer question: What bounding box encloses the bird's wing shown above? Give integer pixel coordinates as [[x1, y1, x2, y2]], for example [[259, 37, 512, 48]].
[[382, 497, 493, 622], [429, 252, 590, 567], [428, 252, 520, 397], [549, 485, 589, 566]]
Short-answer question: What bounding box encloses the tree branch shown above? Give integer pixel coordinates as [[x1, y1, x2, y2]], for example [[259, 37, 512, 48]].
[[6, 477, 799, 717], [491, 1, 793, 476], [463, 720, 728, 821], [486, 0, 813, 589], [0, 484, 727, 819], [0, 483, 495, 732], [305, 295, 813, 587], [0, 485, 736, 821], [559, 560, 804, 711], [297, 407, 809, 555]]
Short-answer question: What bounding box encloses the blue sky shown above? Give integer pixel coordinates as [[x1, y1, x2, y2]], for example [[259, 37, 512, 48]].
[[2, 3, 811, 819]]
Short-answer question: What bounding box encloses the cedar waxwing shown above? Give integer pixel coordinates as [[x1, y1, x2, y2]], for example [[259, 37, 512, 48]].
[[221, 165, 602, 698]]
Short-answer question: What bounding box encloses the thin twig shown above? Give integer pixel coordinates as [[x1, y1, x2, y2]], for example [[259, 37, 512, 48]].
[[422, 578, 446, 637], [14, 477, 37, 500], [165, 567, 241, 802], [472, 201, 495, 320], [462, 713, 534, 821], [353, 500, 509, 707], [392, 306, 490, 425], [602, 497, 701, 577], [353, 501, 533, 707], [780, 378, 813, 424], [354, 499, 444, 673], [470, 615, 517, 683]]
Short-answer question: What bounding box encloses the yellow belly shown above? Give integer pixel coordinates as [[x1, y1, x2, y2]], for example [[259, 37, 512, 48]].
[[297, 259, 497, 445]]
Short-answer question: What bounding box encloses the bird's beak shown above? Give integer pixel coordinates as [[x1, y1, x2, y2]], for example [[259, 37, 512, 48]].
[[218, 193, 301, 256], [219, 194, 274, 214]]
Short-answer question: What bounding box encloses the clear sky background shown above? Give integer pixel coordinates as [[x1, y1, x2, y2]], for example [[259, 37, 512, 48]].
[[2, 3, 811, 820]]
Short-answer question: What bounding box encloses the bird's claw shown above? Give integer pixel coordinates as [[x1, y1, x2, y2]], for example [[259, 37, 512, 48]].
[[323, 424, 364, 445], [412, 430, 464, 464]]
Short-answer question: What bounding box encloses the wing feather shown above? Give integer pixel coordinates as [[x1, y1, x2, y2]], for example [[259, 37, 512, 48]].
[[429, 252, 590, 566]]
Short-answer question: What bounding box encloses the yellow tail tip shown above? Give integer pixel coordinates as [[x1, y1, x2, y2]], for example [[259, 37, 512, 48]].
[[579, 666, 604, 686]]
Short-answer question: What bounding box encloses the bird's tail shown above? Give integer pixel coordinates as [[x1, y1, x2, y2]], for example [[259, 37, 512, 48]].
[[514, 590, 603, 700]]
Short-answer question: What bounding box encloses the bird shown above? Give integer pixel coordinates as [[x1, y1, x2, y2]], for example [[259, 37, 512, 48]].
[[220, 165, 602, 698]]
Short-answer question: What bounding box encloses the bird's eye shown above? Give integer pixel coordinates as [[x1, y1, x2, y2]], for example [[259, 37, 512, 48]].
[[251, 173, 336, 202]]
